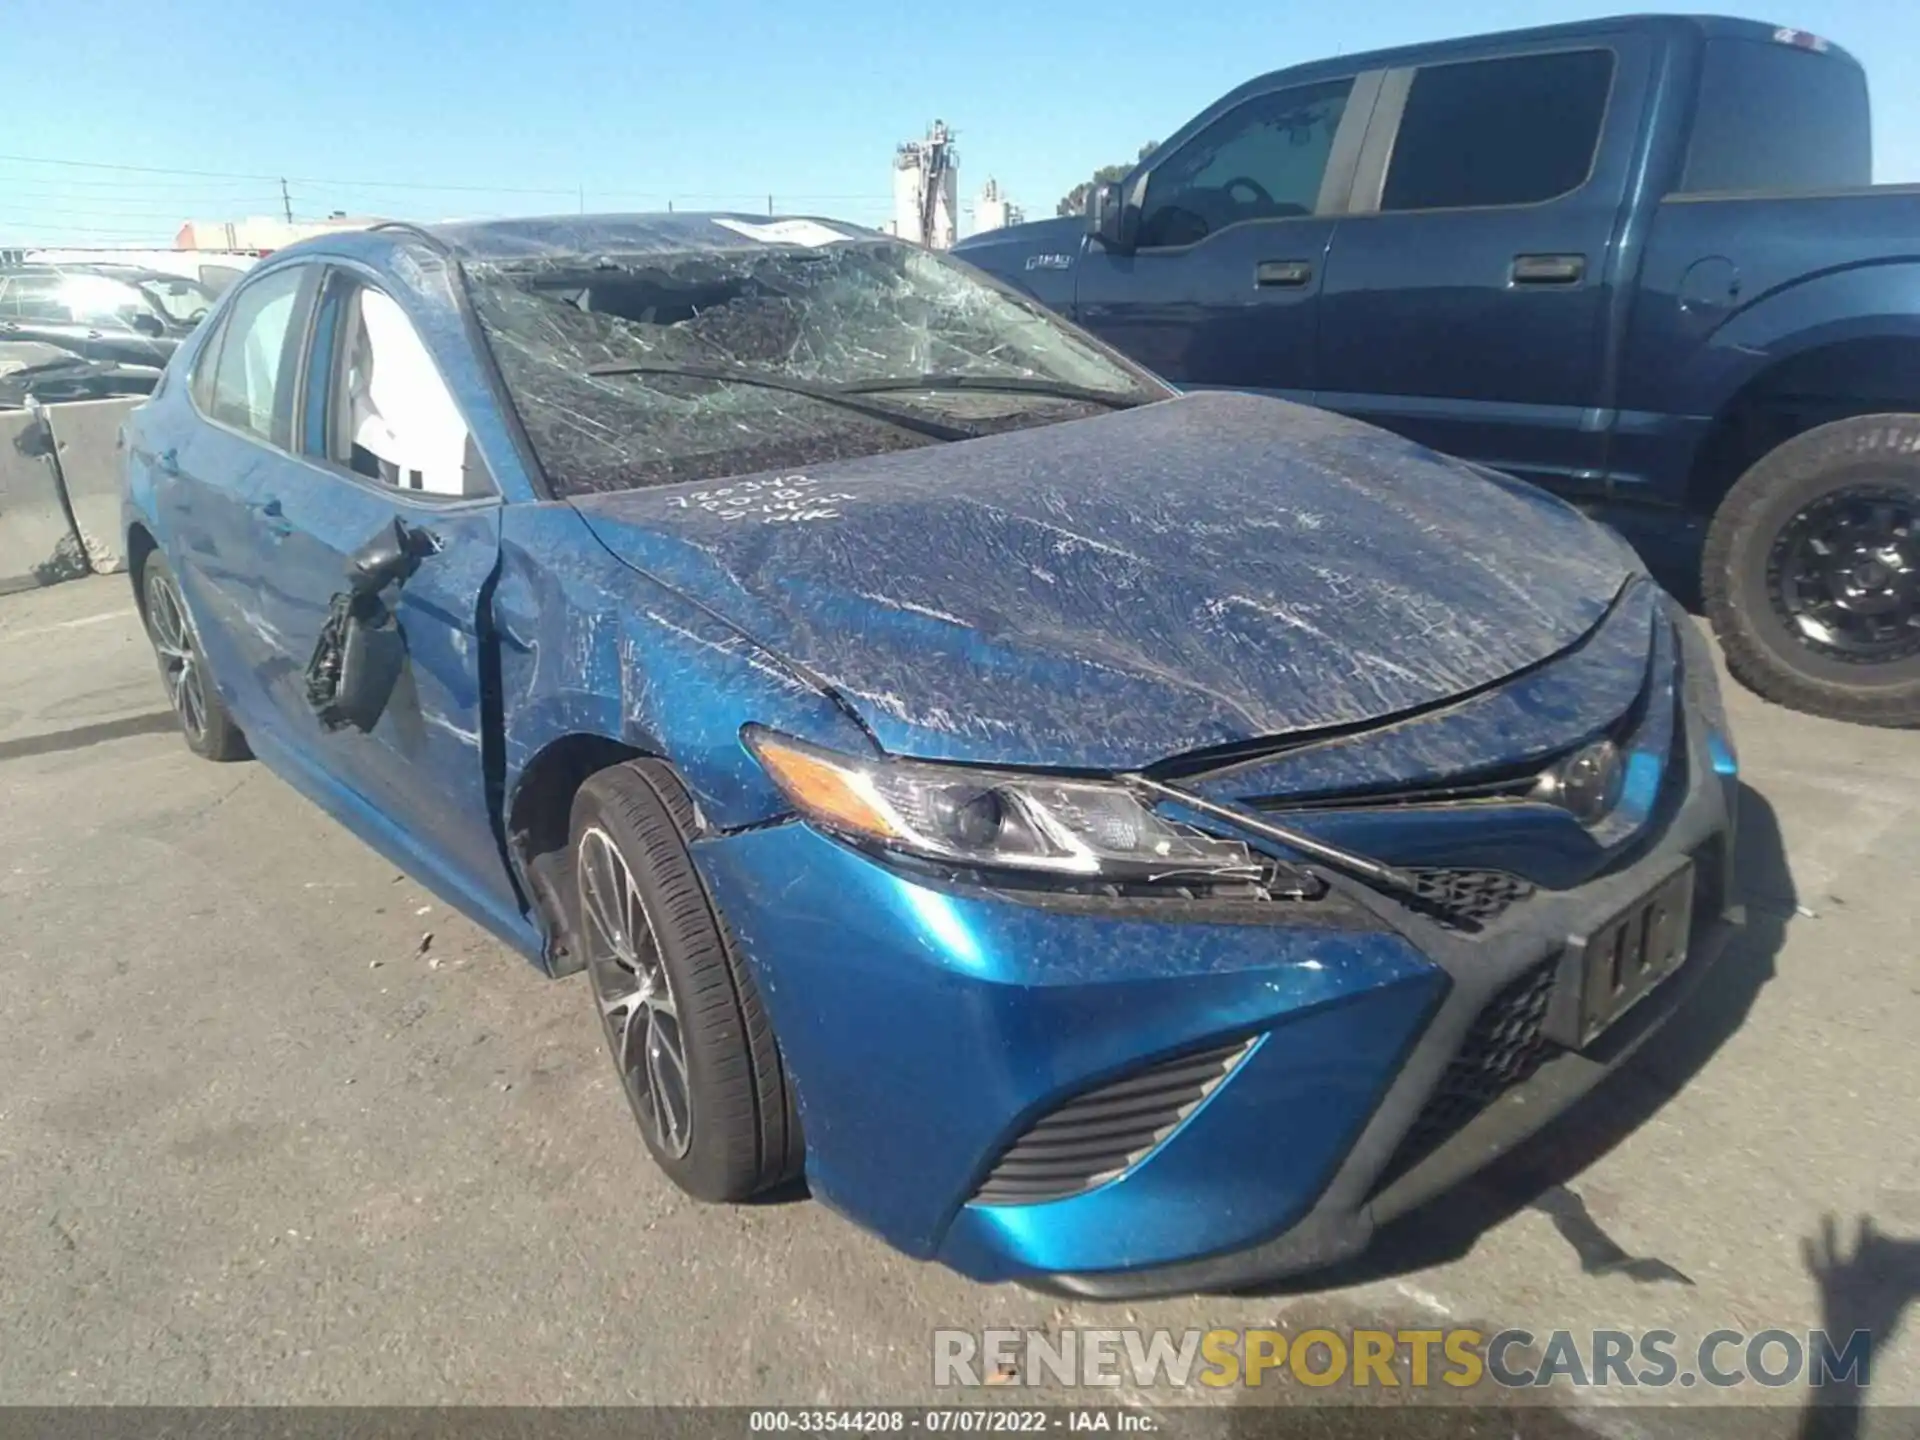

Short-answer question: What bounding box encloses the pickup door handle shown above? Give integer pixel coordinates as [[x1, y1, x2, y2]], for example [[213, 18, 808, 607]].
[[1255, 259, 1314, 288], [1511, 253, 1587, 286]]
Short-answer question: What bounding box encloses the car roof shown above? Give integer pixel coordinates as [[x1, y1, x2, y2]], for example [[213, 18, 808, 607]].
[[251, 211, 901, 276], [418, 212, 895, 262], [1215, 13, 1859, 95], [0, 261, 173, 282]]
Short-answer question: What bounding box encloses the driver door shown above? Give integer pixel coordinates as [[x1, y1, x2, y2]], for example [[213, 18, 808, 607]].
[[243, 267, 522, 936], [1074, 74, 1369, 400]]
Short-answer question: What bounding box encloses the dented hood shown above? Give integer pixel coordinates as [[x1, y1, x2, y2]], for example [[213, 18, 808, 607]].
[[569, 391, 1638, 769]]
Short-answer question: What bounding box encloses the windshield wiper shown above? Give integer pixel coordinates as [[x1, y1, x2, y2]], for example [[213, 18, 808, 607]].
[[584, 361, 977, 443], [838, 375, 1146, 409]]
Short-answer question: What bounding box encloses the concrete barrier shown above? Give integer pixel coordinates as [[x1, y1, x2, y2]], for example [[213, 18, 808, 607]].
[[42, 397, 142, 576], [0, 409, 88, 596]]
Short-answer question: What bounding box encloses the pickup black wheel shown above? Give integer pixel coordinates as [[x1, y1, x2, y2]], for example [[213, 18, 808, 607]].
[[138, 551, 250, 761], [1704, 413, 1920, 727], [569, 758, 803, 1202]]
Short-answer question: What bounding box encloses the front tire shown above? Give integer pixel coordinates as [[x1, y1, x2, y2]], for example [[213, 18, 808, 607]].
[[138, 552, 250, 761], [569, 759, 803, 1202], [1703, 413, 1920, 727]]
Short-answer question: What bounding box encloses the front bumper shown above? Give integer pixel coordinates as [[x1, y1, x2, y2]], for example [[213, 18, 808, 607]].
[[690, 625, 1741, 1297]]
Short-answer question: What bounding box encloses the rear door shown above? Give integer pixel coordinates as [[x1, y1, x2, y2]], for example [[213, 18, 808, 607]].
[[241, 264, 520, 928], [161, 260, 318, 724], [1315, 38, 1653, 490], [1074, 73, 1372, 400]]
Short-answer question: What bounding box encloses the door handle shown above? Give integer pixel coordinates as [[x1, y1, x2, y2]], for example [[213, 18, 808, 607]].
[[1255, 259, 1314, 288], [156, 447, 181, 477], [253, 495, 293, 539], [1511, 254, 1587, 286]]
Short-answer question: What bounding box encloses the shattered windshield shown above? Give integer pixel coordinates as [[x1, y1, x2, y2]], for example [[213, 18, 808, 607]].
[[460, 234, 1166, 496]]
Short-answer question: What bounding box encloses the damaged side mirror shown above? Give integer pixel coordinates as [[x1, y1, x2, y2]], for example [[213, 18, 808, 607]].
[[305, 518, 441, 733], [350, 515, 438, 597]]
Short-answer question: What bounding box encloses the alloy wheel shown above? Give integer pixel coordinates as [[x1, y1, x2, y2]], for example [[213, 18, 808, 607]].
[[577, 825, 694, 1158], [1767, 482, 1919, 664], [144, 570, 208, 743]]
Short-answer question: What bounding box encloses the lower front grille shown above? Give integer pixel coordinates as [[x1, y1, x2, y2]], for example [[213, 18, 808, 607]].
[[972, 1038, 1254, 1206], [1374, 958, 1559, 1189], [1406, 868, 1535, 929], [1373, 844, 1728, 1194]]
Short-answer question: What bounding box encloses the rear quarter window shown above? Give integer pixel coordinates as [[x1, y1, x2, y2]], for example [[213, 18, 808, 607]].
[[1679, 37, 1871, 194]]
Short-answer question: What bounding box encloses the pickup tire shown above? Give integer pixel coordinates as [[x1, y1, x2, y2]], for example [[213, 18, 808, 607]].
[[1703, 413, 1920, 727], [569, 758, 804, 1202]]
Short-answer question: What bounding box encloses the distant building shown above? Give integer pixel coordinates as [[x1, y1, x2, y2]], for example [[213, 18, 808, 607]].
[[893, 121, 958, 250], [972, 179, 1024, 236], [172, 215, 381, 251]]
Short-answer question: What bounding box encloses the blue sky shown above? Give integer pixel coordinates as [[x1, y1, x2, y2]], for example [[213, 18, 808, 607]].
[[5, 0, 1916, 246]]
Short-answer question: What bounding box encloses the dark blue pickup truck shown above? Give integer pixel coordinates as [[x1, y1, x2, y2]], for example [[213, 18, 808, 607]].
[[954, 13, 1920, 726]]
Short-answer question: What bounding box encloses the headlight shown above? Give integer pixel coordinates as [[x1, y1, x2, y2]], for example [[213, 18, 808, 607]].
[[743, 726, 1266, 883], [1530, 736, 1626, 824]]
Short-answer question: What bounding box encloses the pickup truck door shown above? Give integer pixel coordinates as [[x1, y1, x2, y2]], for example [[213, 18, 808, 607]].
[[1074, 73, 1375, 400], [1315, 37, 1655, 492]]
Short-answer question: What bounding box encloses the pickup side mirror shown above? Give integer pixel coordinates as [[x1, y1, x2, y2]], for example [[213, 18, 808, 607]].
[[130, 312, 167, 338], [1088, 179, 1138, 255]]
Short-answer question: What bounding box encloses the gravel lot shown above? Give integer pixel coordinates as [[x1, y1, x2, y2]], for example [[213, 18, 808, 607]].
[[2, 574, 1916, 1435]]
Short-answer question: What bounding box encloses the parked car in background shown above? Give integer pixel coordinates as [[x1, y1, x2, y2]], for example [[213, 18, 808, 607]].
[[0, 263, 216, 368], [955, 14, 1920, 728], [23, 246, 260, 297], [124, 214, 1741, 1295]]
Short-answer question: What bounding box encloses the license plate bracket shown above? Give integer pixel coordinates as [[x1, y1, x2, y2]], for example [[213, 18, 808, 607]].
[[1544, 858, 1695, 1049]]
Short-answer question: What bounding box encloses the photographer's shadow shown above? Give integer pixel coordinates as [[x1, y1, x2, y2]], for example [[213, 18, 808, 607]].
[[1797, 1214, 1920, 1440]]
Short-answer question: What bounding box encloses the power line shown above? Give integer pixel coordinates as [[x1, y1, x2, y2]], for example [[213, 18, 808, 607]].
[[0, 201, 282, 221], [0, 173, 290, 196], [0, 151, 577, 196]]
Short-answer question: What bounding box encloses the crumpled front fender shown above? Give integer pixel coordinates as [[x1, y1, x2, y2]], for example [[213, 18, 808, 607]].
[[493, 503, 871, 835]]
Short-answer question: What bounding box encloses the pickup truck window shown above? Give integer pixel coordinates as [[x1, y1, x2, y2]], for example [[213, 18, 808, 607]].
[[1678, 38, 1870, 194], [1137, 79, 1353, 249], [1381, 49, 1614, 212]]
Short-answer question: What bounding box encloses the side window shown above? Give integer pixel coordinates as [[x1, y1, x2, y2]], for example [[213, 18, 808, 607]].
[[62, 275, 149, 331], [325, 284, 478, 498], [202, 266, 306, 444], [1380, 49, 1615, 212], [7, 276, 73, 323], [1137, 79, 1355, 249], [1679, 39, 1871, 194]]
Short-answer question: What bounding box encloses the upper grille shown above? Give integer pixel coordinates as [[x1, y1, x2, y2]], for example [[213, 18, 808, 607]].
[[1406, 867, 1535, 929], [971, 1038, 1254, 1206], [1374, 957, 1558, 1189]]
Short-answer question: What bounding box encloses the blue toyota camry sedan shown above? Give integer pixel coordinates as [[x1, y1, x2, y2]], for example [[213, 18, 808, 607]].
[[122, 213, 1743, 1296]]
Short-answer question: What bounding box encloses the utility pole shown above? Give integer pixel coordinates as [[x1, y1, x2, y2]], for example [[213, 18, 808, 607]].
[[578, 183, 585, 214], [767, 193, 774, 216], [280, 178, 293, 224]]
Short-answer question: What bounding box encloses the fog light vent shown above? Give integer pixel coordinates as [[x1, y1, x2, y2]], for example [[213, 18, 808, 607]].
[[971, 1037, 1254, 1206]]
